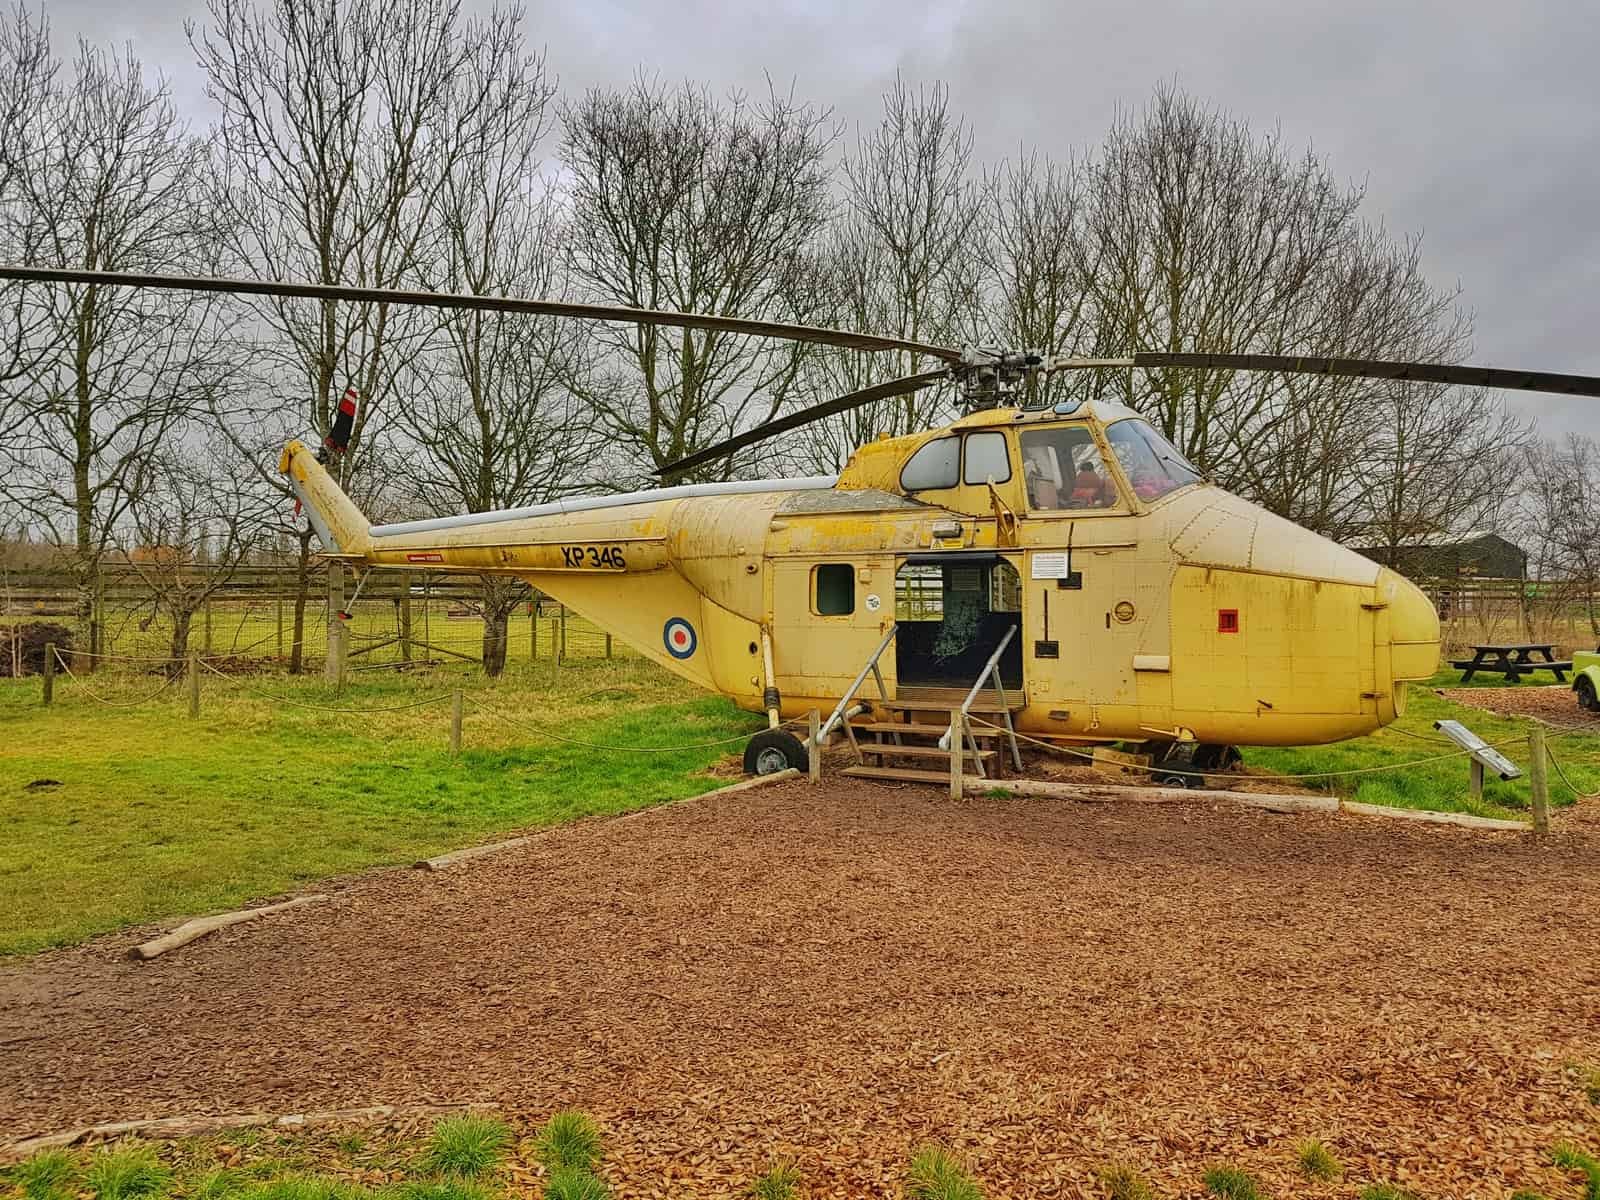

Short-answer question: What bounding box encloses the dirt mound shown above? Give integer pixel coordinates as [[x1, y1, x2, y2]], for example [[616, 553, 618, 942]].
[[1440, 683, 1600, 727], [2, 782, 1596, 1196]]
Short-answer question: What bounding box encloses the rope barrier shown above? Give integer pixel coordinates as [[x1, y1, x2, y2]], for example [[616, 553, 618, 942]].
[[469, 697, 793, 754], [196, 659, 454, 713], [967, 714, 1532, 784], [1546, 744, 1600, 800], [51, 651, 179, 708]]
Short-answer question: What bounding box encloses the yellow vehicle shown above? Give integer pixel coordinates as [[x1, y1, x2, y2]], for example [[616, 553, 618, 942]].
[[10, 265, 1600, 781]]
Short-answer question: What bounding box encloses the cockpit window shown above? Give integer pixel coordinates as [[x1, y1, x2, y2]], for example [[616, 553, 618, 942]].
[[900, 435, 959, 491], [1104, 419, 1202, 502], [1019, 426, 1118, 511]]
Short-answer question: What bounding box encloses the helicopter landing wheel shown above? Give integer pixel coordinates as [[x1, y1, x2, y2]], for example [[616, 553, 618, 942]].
[[744, 728, 808, 776]]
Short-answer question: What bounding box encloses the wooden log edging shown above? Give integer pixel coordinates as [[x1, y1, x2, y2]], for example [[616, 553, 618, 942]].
[[1340, 800, 1528, 831], [969, 776, 1337, 813], [416, 767, 802, 871], [128, 895, 330, 962], [969, 777, 1531, 830], [0, 1102, 492, 1163]]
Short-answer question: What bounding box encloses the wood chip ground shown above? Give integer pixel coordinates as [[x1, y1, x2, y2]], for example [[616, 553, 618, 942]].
[[2, 782, 1597, 1197]]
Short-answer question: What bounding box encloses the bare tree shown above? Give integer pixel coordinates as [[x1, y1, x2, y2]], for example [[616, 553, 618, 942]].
[[801, 76, 980, 471], [1, 34, 232, 663], [561, 76, 836, 482], [984, 152, 1093, 408], [0, 5, 66, 436], [123, 443, 274, 664], [192, 0, 507, 669], [394, 29, 596, 675], [1521, 435, 1600, 639]]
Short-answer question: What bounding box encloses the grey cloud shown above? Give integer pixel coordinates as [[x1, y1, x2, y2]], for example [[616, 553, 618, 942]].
[[37, 0, 1600, 437]]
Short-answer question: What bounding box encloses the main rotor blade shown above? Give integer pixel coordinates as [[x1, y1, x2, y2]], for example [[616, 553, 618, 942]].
[[1128, 352, 1600, 398], [656, 368, 950, 479], [0, 265, 964, 363]]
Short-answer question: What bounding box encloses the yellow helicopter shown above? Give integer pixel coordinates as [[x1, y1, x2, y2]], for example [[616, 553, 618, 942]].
[[10, 265, 1600, 782]]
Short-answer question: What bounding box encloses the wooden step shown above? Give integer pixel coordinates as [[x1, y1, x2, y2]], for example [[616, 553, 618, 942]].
[[840, 765, 954, 785], [877, 699, 1020, 717], [850, 721, 1004, 740], [859, 743, 996, 763]]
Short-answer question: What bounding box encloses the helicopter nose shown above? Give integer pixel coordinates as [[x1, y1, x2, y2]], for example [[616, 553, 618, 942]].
[[1379, 567, 1441, 684]]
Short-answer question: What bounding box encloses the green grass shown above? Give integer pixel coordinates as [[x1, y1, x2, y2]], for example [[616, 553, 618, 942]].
[[540, 1168, 609, 1200], [0, 657, 761, 955], [1552, 1143, 1600, 1200], [905, 1146, 983, 1200], [1358, 1186, 1417, 1200], [84, 1147, 172, 1200], [1294, 1138, 1340, 1181], [1201, 1165, 1262, 1200], [533, 1112, 603, 1174], [1244, 677, 1600, 819], [1097, 1163, 1155, 1200], [748, 1161, 801, 1200], [13, 1151, 78, 1200], [420, 1115, 511, 1180]]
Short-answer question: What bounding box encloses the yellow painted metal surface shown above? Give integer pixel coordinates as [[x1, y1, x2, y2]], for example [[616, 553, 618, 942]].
[[280, 403, 1440, 750]]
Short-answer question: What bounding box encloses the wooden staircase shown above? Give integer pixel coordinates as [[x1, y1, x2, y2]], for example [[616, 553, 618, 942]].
[[840, 695, 1019, 786]]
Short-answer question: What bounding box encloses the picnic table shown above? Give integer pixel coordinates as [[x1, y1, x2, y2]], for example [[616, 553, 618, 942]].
[[1450, 643, 1571, 683]]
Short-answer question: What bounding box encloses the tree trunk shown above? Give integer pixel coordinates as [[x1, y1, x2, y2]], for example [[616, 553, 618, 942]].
[[479, 576, 522, 678], [169, 606, 194, 667], [289, 529, 312, 675]]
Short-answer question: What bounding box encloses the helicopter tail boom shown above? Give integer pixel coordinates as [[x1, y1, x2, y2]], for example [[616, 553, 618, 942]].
[[279, 440, 373, 560]]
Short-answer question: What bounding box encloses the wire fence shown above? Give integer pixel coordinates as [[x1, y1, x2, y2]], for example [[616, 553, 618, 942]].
[[3, 563, 627, 676]]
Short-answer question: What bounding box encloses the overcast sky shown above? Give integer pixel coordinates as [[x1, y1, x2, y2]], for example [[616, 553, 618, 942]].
[[36, 0, 1600, 439]]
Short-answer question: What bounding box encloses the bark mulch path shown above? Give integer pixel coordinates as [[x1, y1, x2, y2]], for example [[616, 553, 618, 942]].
[[1440, 683, 1600, 729], [2, 782, 1598, 1198]]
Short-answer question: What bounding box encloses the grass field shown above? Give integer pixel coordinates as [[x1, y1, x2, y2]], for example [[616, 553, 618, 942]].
[[0, 655, 760, 956], [5, 651, 1599, 957], [1245, 669, 1600, 819]]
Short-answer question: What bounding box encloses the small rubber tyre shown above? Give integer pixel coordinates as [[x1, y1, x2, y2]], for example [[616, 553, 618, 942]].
[[1577, 676, 1599, 713], [744, 728, 808, 776]]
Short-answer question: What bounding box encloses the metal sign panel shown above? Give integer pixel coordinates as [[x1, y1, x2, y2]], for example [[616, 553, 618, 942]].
[[1434, 719, 1523, 780]]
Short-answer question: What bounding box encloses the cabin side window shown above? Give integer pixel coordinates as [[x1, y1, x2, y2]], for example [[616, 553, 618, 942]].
[[962, 431, 1012, 485], [813, 563, 855, 616], [900, 435, 960, 491], [1019, 426, 1119, 511]]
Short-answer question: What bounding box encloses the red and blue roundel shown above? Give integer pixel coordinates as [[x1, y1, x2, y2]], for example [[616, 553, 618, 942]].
[[662, 616, 697, 659]]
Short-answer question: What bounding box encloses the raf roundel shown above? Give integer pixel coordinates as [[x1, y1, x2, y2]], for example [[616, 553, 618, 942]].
[[662, 617, 698, 659]]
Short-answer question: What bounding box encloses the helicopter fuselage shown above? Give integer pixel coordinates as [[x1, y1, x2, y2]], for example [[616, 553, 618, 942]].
[[282, 398, 1440, 749]]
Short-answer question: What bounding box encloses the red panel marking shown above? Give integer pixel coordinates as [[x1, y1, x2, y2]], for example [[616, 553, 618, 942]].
[[1218, 609, 1240, 633], [406, 552, 443, 563]]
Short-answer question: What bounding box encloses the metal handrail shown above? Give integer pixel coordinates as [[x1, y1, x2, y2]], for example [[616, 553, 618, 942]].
[[816, 622, 898, 747], [941, 625, 1023, 777]]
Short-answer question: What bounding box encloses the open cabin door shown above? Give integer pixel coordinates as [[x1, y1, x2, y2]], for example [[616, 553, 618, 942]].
[[893, 553, 1024, 689]]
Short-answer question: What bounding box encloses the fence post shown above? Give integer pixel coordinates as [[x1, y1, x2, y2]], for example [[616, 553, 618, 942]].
[[325, 562, 344, 684], [808, 708, 821, 784], [203, 597, 213, 655], [399, 591, 412, 663], [450, 690, 463, 755], [42, 641, 54, 706], [188, 649, 200, 719], [949, 711, 964, 800], [276, 581, 285, 661], [531, 604, 538, 660], [605, 633, 613, 659], [559, 605, 567, 662], [1529, 726, 1550, 834]]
